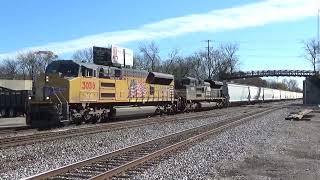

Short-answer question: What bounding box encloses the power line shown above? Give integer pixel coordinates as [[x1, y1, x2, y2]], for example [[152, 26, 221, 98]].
[[239, 55, 301, 58]]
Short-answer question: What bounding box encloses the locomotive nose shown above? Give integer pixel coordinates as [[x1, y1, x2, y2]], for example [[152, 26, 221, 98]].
[[27, 102, 60, 128]]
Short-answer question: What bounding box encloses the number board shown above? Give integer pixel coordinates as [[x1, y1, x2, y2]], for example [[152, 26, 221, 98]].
[[81, 81, 96, 90]]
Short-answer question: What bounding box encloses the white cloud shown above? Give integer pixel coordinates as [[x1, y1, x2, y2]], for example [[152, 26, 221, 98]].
[[0, 0, 318, 58]]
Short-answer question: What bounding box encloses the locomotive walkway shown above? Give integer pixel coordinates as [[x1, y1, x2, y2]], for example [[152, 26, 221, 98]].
[[225, 70, 318, 80]]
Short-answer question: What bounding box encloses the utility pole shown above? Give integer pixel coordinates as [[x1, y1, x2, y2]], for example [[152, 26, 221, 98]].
[[317, 9, 320, 71], [205, 40, 212, 79]]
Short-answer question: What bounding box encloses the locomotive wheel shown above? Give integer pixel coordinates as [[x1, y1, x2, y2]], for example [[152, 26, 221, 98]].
[[99, 110, 109, 123], [91, 115, 98, 124], [8, 108, 15, 117], [15, 111, 22, 117], [74, 117, 82, 125], [83, 113, 92, 124], [0, 109, 6, 117]]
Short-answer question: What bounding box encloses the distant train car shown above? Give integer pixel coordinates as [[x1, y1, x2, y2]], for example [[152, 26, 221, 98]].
[[223, 83, 250, 103], [249, 86, 263, 102], [273, 89, 281, 100], [0, 80, 32, 117], [222, 82, 302, 105]]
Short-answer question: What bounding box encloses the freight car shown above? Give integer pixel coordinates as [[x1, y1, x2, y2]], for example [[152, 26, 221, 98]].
[[223, 82, 303, 104], [0, 80, 32, 117]]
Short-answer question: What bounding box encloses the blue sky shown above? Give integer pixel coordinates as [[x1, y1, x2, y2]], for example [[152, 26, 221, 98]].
[[0, 0, 319, 87]]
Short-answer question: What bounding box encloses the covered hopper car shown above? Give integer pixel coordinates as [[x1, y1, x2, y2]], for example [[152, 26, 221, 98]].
[[223, 82, 303, 104]]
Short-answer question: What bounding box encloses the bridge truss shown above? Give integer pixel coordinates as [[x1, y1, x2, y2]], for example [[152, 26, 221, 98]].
[[225, 70, 318, 80]]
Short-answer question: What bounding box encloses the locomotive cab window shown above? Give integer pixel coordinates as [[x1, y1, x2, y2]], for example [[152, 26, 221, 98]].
[[81, 66, 94, 77], [46, 60, 80, 77], [115, 69, 122, 78], [99, 67, 110, 79], [99, 68, 104, 78]]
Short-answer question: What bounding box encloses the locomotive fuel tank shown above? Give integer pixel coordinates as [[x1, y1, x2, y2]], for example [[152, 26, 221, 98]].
[[109, 106, 158, 119], [197, 102, 218, 109]]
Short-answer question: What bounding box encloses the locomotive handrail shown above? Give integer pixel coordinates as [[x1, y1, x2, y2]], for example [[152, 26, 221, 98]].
[[53, 91, 63, 115], [57, 91, 69, 121]]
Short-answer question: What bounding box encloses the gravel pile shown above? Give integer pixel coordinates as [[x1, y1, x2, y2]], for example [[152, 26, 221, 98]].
[[0, 106, 257, 179], [135, 108, 289, 179]]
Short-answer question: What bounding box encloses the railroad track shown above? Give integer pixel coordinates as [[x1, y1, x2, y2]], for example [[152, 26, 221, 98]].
[[0, 106, 261, 148], [24, 105, 281, 180], [0, 126, 34, 136]]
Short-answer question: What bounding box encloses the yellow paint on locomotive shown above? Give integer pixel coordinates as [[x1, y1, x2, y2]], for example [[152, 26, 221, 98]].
[[46, 73, 174, 104]]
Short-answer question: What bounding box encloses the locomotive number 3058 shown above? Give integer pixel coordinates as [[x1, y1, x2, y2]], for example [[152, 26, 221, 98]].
[[81, 81, 95, 90]]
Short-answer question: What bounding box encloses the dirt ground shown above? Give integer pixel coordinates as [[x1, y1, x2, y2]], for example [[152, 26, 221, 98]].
[[220, 105, 320, 179]]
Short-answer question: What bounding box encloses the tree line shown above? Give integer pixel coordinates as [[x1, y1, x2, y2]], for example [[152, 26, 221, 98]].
[[0, 51, 57, 80], [72, 41, 302, 91], [70, 42, 240, 81], [1, 39, 316, 92]]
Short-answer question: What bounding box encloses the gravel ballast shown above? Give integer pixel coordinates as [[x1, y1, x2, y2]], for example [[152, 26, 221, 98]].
[[0, 106, 259, 179], [135, 106, 320, 179]]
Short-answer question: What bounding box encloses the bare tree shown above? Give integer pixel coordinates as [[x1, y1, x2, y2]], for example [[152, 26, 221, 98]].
[[35, 51, 58, 73], [130, 41, 239, 81], [175, 57, 193, 79], [16, 51, 57, 80], [72, 48, 93, 63], [303, 39, 319, 72], [161, 48, 180, 73], [186, 53, 207, 80], [234, 77, 268, 87], [160, 49, 195, 79], [185, 43, 239, 81], [204, 48, 221, 79], [0, 58, 19, 79], [138, 41, 161, 71], [220, 43, 239, 74], [267, 80, 288, 90], [17, 52, 37, 79], [283, 79, 300, 91]]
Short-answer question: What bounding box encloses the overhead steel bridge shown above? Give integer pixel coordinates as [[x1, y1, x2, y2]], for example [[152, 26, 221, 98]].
[[225, 70, 318, 80]]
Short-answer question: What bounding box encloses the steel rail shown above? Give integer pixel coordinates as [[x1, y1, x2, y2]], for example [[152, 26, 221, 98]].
[[24, 106, 280, 180], [0, 106, 259, 148]]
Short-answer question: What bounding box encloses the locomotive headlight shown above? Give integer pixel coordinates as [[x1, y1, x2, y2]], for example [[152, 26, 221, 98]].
[[45, 76, 49, 82], [46, 96, 50, 100], [28, 96, 32, 100]]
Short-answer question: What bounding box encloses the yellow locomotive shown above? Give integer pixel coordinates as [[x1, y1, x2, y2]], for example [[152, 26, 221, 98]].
[[27, 47, 175, 128]]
